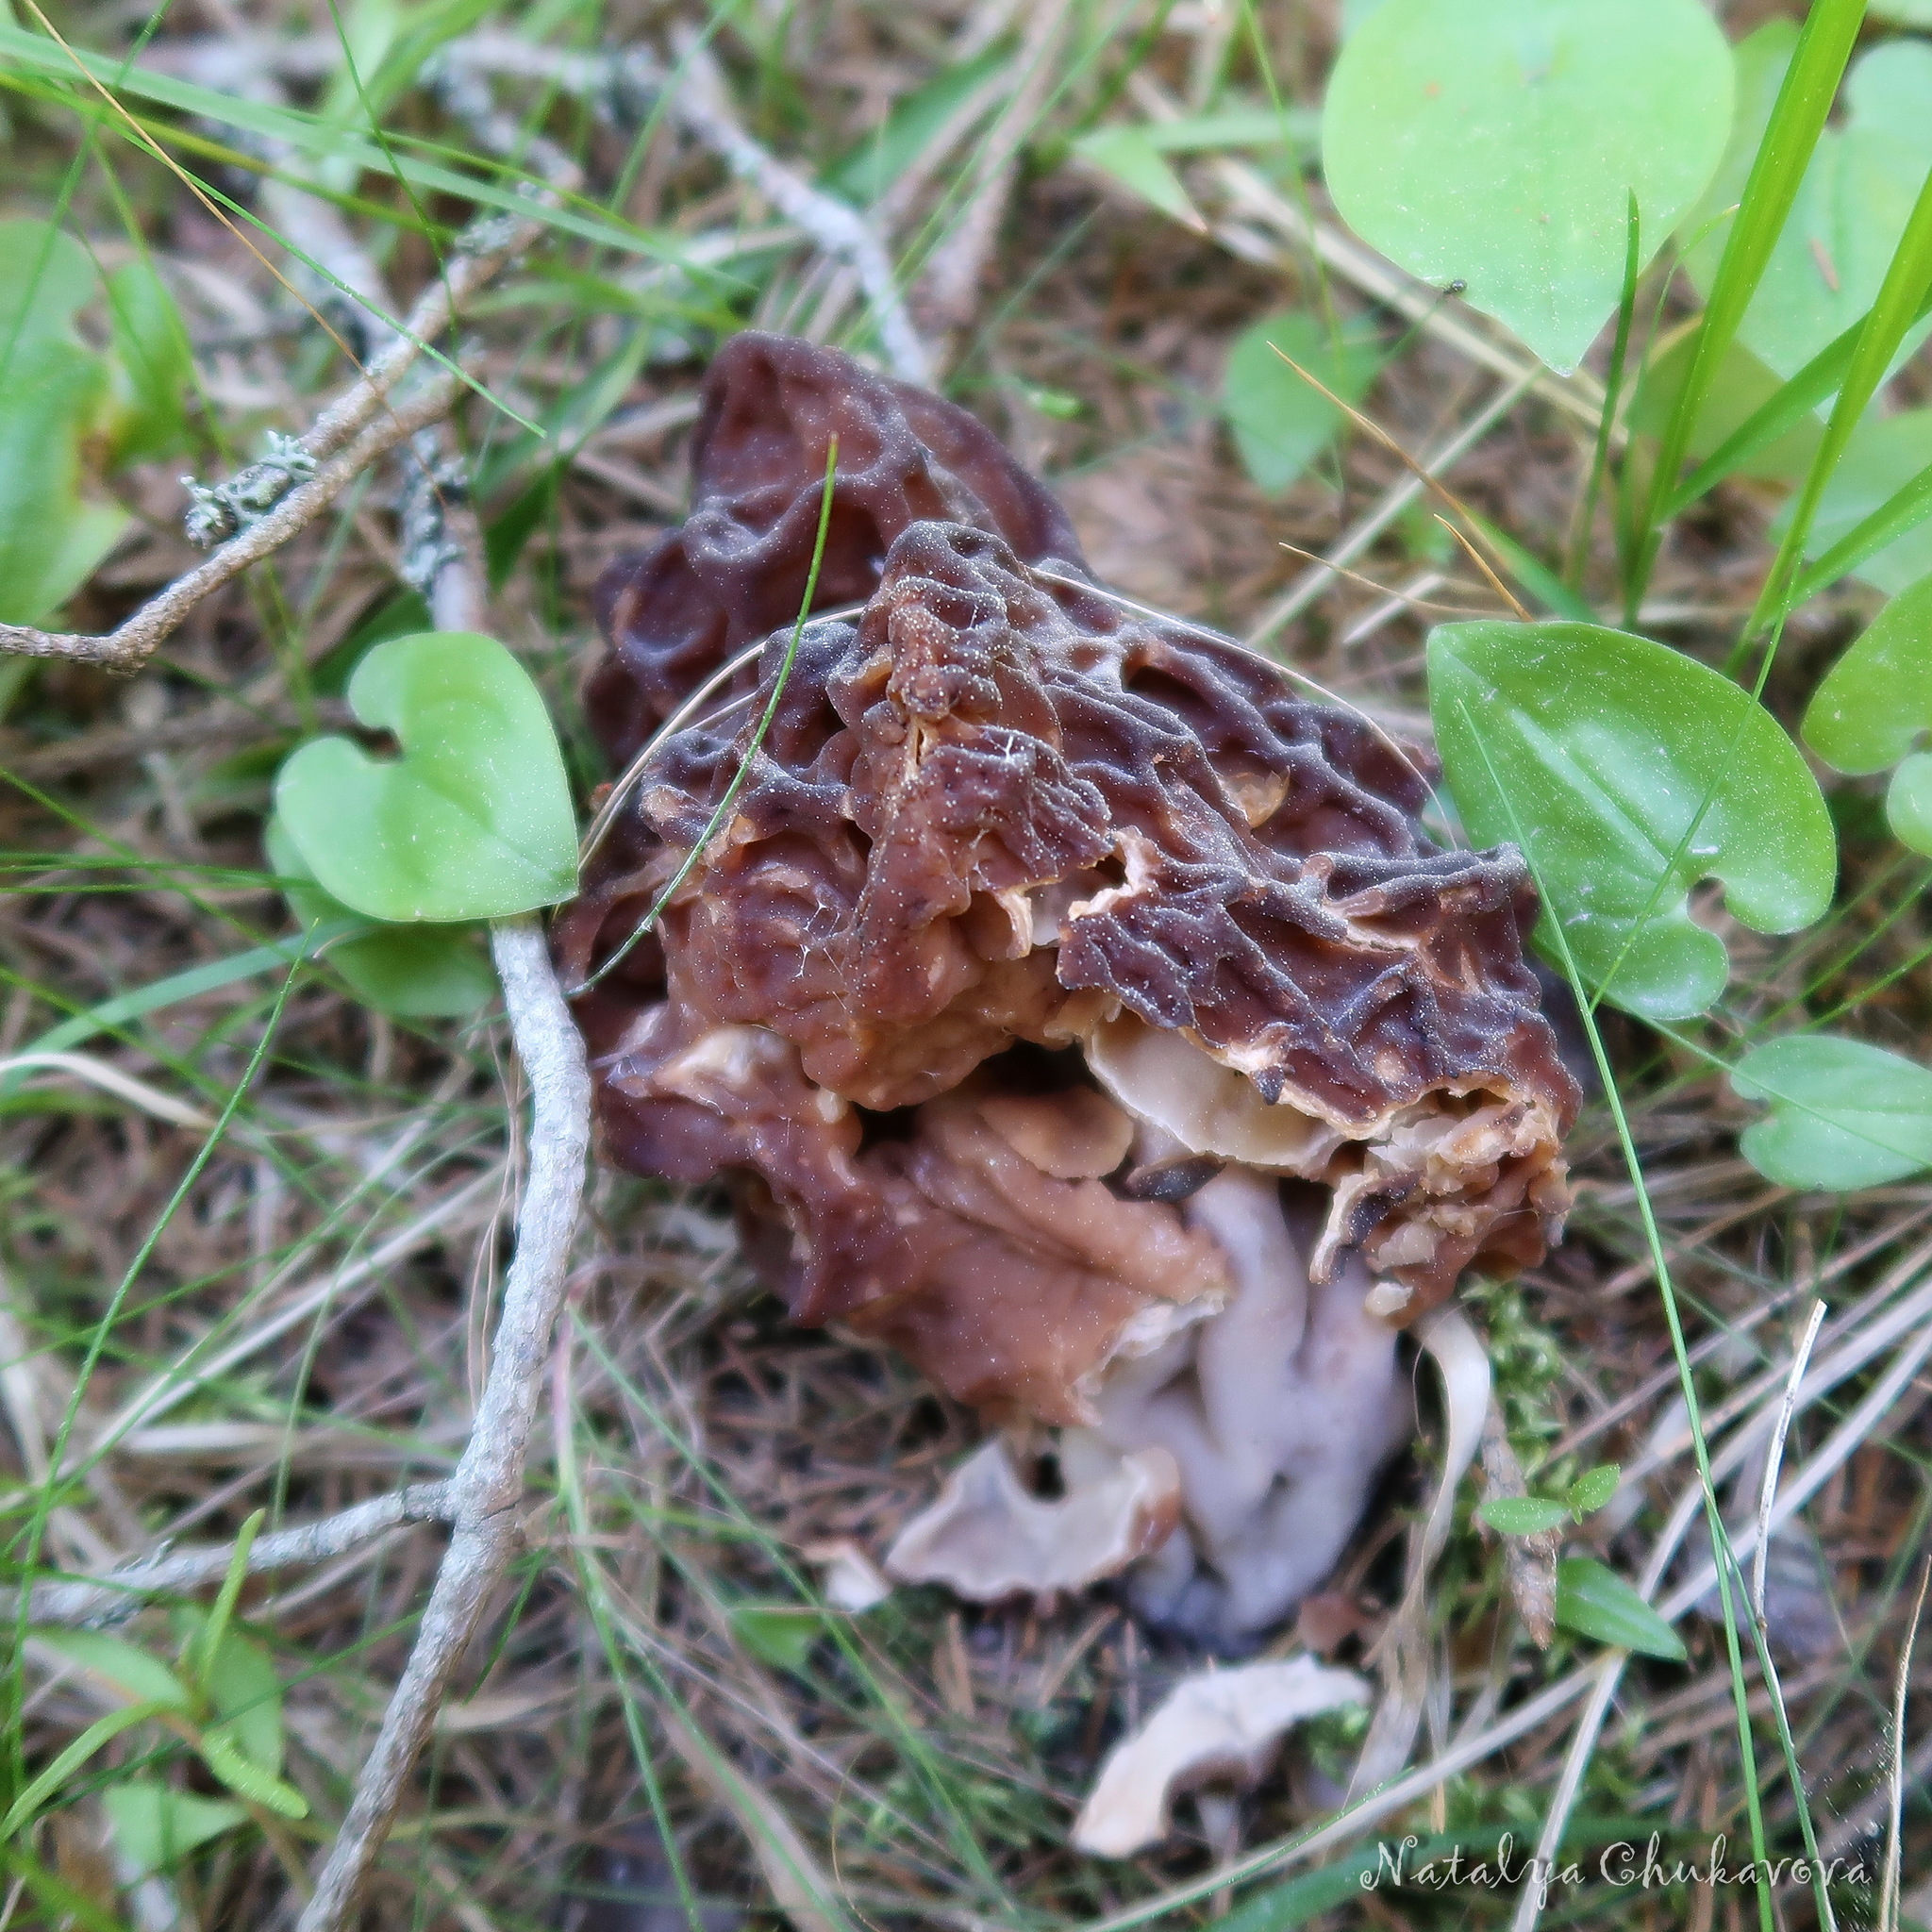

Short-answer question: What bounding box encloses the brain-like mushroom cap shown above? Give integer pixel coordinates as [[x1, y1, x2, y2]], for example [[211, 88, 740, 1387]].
[[561, 332, 1579, 1431]]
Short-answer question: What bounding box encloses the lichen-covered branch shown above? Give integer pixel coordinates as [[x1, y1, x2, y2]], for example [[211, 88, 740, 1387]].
[[294, 917, 590, 1932], [0, 375, 461, 671]]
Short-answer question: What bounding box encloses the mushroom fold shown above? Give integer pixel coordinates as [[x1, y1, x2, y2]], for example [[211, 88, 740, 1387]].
[[562, 332, 1580, 1645]]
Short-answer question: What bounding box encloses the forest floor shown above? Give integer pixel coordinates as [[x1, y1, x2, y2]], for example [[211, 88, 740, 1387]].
[[0, 3, 1926, 1929]]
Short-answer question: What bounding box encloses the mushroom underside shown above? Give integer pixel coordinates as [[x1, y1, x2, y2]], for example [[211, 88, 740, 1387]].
[[562, 330, 1580, 1649]]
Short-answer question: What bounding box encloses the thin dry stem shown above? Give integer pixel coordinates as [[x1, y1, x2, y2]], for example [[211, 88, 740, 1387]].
[[25, 1484, 454, 1627]]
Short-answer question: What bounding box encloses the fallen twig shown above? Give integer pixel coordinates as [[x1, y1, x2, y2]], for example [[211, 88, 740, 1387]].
[[0, 373, 458, 671], [25, 1484, 454, 1627], [293, 916, 590, 1932]]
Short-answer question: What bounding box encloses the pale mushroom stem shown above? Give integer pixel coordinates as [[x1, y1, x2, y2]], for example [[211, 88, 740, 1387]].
[[1088, 1163, 1414, 1647]]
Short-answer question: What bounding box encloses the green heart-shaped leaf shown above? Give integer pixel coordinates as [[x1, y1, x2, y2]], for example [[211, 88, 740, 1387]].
[[1627, 324, 1823, 487], [32, 1628, 192, 1712], [729, 1605, 827, 1674], [1428, 622, 1837, 1020], [201, 1627, 285, 1776], [266, 817, 496, 1016], [1684, 31, 1932, 380], [1555, 1557, 1686, 1660], [0, 217, 94, 354], [1222, 310, 1384, 494], [275, 631, 577, 924], [1803, 573, 1932, 855], [1321, 0, 1732, 373], [1732, 1035, 1932, 1190]]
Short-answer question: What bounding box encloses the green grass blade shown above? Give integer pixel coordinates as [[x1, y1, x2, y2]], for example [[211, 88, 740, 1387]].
[[1633, 0, 1866, 605], [1568, 191, 1641, 591], [0, 21, 717, 276], [0, 1701, 168, 1838], [1451, 697, 1789, 1932], [0, 934, 325, 1092], [1787, 456, 1932, 607], [192, 1509, 264, 1694], [1664, 286, 1932, 516]]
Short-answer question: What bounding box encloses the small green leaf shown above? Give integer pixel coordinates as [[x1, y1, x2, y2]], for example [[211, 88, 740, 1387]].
[[1554, 1557, 1687, 1660], [0, 220, 130, 624], [266, 817, 494, 1017], [729, 1606, 825, 1674], [1477, 1496, 1569, 1537], [197, 1724, 308, 1817], [274, 631, 578, 923], [0, 1703, 171, 1837], [1732, 1035, 1932, 1190], [0, 340, 129, 627], [1629, 324, 1824, 487], [1321, 0, 1733, 373], [1566, 1463, 1621, 1518], [104, 258, 192, 464], [327, 924, 499, 1017], [0, 218, 94, 358], [827, 43, 1013, 203], [1783, 411, 1932, 600], [202, 1630, 286, 1776], [1427, 622, 1837, 1020], [1804, 575, 1932, 855], [32, 1629, 192, 1712], [1888, 752, 1932, 854], [102, 1782, 245, 1876], [1222, 311, 1383, 494], [1071, 126, 1204, 228]]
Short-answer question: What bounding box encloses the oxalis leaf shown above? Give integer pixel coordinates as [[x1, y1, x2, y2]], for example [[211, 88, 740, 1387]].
[[1427, 622, 1836, 1021], [1732, 1036, 1932, 1190], [1320, 0, 1732, 374], [729, 1605, 827, 1674], [1774, 411, 1932, 602], [32, 1628, 192, 1712], [275, 632, 577, 924], [1803, 573, 1932, 853], [1555, 1557, 1686, 1661]]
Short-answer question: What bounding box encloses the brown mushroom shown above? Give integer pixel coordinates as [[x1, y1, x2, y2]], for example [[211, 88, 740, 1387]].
[[560, 332, 1580, 1647]]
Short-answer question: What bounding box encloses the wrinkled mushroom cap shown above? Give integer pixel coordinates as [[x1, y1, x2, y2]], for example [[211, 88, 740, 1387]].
[[561, 327, 1577, 1474]]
